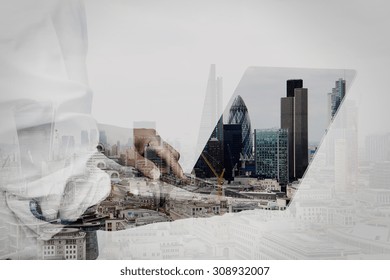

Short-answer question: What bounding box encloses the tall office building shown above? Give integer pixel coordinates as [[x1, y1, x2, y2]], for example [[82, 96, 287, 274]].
[[195, 137, 224, 178], [287, 79, 303, 97], [198, 64, 223, 147], [254, 129, 288, 185], [227, 95, 253, 159], [194, 65, 223, 178], [223, 124, 242, 182], [281, 79, 308, 181], [328, 78, 346, 124]]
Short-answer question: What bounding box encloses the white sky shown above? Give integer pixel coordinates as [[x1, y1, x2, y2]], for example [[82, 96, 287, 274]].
[[84, 0, 390, 171]]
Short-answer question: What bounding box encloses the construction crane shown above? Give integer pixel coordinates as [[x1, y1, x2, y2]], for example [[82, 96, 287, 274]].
[[201, 153, 225, 197]]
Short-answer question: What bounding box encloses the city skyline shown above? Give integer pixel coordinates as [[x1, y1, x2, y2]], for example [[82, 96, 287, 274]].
[[224, 67, 356, 145]]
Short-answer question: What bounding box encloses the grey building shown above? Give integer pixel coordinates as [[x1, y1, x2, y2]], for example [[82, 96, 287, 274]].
[[38, 228, 87, 260], [254, 128, 288, 185], [281, 79, 308, 181]]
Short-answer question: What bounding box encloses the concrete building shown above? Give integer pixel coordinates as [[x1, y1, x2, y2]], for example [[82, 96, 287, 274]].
[[105, 219, 126, 231], [169, 199, 222, 220], [38, 228, 86, 260], [254, 179, 281, 192]]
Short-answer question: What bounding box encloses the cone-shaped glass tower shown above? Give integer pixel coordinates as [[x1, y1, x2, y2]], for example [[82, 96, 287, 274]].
[[228, 95, 253, 159]]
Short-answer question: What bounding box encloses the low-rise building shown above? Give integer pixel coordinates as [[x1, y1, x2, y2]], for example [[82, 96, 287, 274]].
[[38, 228, 86, 260]]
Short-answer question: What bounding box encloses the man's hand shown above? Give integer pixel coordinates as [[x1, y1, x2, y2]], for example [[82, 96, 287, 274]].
[[120, 128, 185, 180]]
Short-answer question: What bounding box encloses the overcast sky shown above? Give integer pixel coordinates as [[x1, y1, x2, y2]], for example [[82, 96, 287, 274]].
[[84, 0, 390, 171]]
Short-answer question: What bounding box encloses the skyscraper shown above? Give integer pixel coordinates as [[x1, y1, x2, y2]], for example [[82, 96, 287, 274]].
[[328, 78, 346, 124], [287, 79, 303, 98], [194, 65, 223, 178], [197, 64, 223, 149], [223, 124, 242, 182], [227, 95, 253, 159], [281, 79, 308, 181], [254, 128, 288, 185]]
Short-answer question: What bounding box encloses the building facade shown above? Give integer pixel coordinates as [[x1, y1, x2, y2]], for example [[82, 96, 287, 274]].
[[254, 129, 288, 185], [328, 78, 346, 123], [281, 79, 308, 181], [223, 124, 242, 181], [38, 228, 87, 260]]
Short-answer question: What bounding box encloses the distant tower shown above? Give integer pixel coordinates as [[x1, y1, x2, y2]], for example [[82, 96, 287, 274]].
[[194, 65, 224, 178], [227, 95, 253, 159], [281, 79, 308, 181], [328, 78, 346, 124], [197, 64, 223, 154]]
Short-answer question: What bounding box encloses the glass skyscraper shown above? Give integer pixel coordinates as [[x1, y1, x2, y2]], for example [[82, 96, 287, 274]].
[[228, 95, 253, 159], [254, 128, 288, 185]]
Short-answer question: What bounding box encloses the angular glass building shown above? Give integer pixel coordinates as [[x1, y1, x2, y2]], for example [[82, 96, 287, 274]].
[[228, 95, 253, 159], [254, 128, 288, 185]]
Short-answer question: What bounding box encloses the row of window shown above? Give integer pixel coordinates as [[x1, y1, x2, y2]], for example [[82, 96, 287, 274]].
[[65, 255, 77, 259], [44, 251, 55, 255]]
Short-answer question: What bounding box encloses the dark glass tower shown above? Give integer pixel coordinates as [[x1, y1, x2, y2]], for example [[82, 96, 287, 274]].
[[223, 124, 242, 182], [328, 78, 346, 123], [286, 79, 303, 97], [281, 79, 308, 181]]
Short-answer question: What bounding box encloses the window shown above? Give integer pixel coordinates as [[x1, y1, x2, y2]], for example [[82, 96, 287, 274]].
[[43, 245, 56, 258]]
